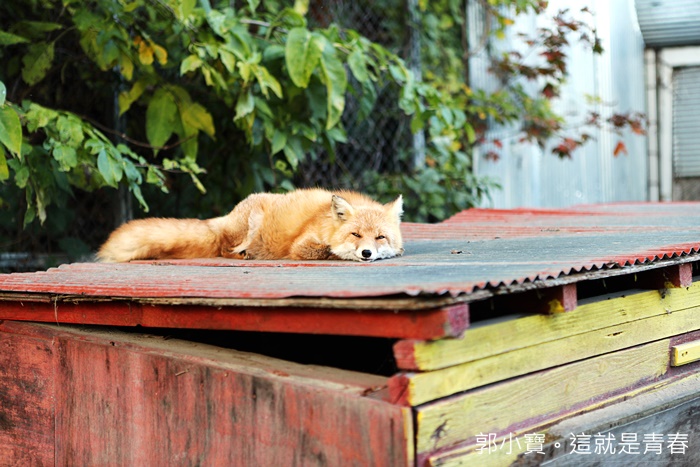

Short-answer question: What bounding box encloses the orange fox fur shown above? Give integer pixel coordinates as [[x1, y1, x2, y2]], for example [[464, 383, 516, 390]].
[[97, 188, 404, 263]]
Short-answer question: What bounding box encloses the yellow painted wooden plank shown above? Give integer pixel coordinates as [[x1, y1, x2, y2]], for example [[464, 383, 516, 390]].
[[415, 340, 670, 455], [671, 339, 700, 366], [394, 304, 700, 406], [428, 370, 700, 466], [396, 281, 700, 371]]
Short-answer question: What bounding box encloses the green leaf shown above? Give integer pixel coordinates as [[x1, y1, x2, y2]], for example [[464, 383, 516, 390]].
[[13, 163, 29, 188], [263, 44, 285, 62], [97, 149, 123, 187], [172, 0, 195, 19], [180, 54, 203, 75], [234, 88, 254, 121], [122, 159, 142, 184], [23, 204, 36, 227], [465, 122, 476, 144], [271, 129, 287, 155], [15, 21, 63, 36], [283, 143, 299, 170], [181, 102, 215, 138], [146, 88, 177, 149], [21, 42, 55, 86], [348, 50, 369, 83], [356, 80, 377, 122], [56, 115, 84, 146], [146, 165, 166, 188], [0, 81, 5, 106], [0, 106, 22, 157], [275, 8, 306, 30], [318, 39, 347, 130], [285, 28, 322, 88], [0, 146, 8, 181], [252, 64, 283, 99], [53, 145, 78, 171], [293, 0, 309, 15], [129, 182, 149, 211], [24, 102, 54, 131], [0, 30, 29, 45], [219, 48, 236, 73]]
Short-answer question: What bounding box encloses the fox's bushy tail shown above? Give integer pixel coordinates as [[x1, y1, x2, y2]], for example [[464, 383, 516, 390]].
[[97, 218, 220, 262]]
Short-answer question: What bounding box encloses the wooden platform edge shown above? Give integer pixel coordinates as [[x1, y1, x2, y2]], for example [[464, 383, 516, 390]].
[[394, 279, 700, 372], [389, 302, 700, 406], [0, 321, 414, 466], [0, 300, 469, 340], [426, 368, 700, 466]]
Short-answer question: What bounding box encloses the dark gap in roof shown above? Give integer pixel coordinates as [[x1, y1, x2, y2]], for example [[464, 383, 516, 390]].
[[111, 326, 399, 377], [577, 274, 644, 301]]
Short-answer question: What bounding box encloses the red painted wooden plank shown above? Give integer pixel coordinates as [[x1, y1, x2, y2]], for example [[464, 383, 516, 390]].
[[543, 283, 578, 313], [47, 325, 412, 466], [0, 324, 55, 466], [0, 300, 469, 339]]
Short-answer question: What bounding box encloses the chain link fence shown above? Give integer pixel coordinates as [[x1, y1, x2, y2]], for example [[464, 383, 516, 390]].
[[297, 0, 419, 189], [0, 0, 427, 272]]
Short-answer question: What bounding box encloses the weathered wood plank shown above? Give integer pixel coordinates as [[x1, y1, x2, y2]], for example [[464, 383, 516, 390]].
[[42, 324, 413, 466], [414, 340, 670, 460], [429, 369, 700, 466], [544, 283, 578, 313], [671, 339, 700, 366], [395, 281, 700, 371], [0, 299, 468, 339], [389, 302, 700, 406], [0, 323, 55, 467]]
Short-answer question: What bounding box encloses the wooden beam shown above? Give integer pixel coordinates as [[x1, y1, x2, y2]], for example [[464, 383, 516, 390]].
[[394, 281, 700, 372], [389, 299, 700, 406], [543, 283, 577, 313], [0, 300, 469, 340], [427, 370, 700, 466], [636, 263, 693, 289], [414, 340, 670, 460], [671, 339, 700, 366]]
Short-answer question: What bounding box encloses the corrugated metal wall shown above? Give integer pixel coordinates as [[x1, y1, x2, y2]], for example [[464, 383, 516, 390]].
[[636, 0, 700, 48], [672, 66, 700, 177], [473, 0, 648, 208]]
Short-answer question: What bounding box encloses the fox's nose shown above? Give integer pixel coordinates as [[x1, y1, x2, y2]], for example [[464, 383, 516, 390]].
[[361, 249, 372, 259]]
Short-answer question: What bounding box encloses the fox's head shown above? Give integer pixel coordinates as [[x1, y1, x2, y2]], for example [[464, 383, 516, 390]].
[[328, 194, 404, 262]]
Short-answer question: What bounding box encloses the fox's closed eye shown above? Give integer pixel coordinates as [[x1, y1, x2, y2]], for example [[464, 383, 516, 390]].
[[376, 235, 385, 240], [351, 232, 362, 238]]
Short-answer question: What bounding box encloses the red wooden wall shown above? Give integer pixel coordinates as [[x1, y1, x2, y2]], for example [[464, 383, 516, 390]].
[[0, 321, 412, 466]]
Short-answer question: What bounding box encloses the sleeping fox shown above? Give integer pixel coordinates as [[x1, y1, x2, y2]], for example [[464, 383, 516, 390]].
[[97, 188, 404, 263]]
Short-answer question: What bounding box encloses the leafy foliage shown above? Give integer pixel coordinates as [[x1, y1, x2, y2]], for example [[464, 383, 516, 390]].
[[414, 0, 646, 156], [0, 0, 646, 258]]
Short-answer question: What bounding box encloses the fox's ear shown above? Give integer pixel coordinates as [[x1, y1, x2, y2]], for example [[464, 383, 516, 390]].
[[386, 195, 404, 220], [331, 195, 355, 221]]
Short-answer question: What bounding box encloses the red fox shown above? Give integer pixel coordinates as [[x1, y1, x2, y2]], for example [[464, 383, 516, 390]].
[[97, 188, 404, 262]]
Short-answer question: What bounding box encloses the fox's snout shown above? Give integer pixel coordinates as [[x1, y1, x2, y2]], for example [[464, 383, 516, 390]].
[[356, 246, 377, 262]]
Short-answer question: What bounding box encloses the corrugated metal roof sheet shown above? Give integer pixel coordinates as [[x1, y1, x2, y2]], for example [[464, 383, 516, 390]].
[[636, 0, 700, 47], [0, 202, 699, 302]]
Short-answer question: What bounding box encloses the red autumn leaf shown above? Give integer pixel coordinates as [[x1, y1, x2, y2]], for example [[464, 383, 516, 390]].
[[485, 151, 500, 162], [613, 141, 627, 157], [553, 137, 579, 158], [542, 83, 557, 99]]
